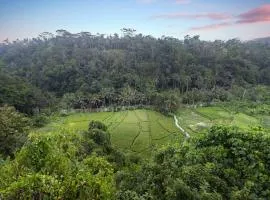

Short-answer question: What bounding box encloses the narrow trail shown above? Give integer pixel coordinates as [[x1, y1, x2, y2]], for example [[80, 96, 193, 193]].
[[108, 111, 128, 131], [146, 111, 152, 148], [174, 115, 190, 139], [130, 121, 142, 148], [131, 110, 145, 149]]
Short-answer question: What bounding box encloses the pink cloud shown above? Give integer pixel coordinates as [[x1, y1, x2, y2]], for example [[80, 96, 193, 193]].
[[189, 4, 270, 32], [152, 12, 231, 20], [190, 22, 232, 31], [152, 4, 270, 34], [236, 4, 270, 24]]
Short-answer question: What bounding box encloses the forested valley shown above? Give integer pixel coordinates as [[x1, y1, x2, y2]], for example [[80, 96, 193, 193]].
[[1, 29, 270, 199]]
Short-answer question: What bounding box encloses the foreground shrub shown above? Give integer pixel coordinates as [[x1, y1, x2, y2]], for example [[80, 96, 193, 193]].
[[0, 129, 116, 200], [116, 126, 270, 199], [0, 106, 30, 157], [89, 120, 108, 131]]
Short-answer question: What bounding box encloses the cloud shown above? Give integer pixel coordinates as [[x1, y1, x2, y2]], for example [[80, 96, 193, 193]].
[[190, 22, 232, 31], [152, 4, 270, 33], [152, 12, 231, 20], [189, 4, 270, 32], [175, 0, 191, 4], [236, 4, 270, 24], [152, 4, 270, 24], [182, 4, 270, 32]]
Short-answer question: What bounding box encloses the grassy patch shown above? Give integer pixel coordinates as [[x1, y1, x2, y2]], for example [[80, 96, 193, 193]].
[[177, 106, 267, 133], [196, 107, 232, 120], [231, 113, 259, 129], [177, 108, 212, 133]]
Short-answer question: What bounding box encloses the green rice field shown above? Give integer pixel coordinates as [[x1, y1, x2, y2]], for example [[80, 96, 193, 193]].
[[38, 109, 180, 154], [38, 106, 269, 155]]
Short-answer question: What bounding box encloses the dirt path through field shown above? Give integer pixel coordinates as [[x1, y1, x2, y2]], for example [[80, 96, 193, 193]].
[[174, 115, 190, 138]]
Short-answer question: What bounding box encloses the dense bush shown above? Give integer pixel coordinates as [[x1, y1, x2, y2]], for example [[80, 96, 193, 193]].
[[0, 128, 116, 200], [116, 126, 270, 199], [1, 115, 270, 199], [32, 114, 49, 127], [152, 91, 180, 114], [89, 120, 108, 132], [0, 106, 30, 157]]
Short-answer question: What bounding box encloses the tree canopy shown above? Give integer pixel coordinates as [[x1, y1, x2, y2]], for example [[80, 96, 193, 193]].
[[0, 30, 270, 114]]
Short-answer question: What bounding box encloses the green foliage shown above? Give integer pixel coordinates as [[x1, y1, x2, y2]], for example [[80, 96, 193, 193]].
[[32, 114, 49, 127], [152, 91, 180, 114], [0, 72, 53, 115], [116, 126, 270, 199], [1, 174, 63, 200], [89, 120, 108, 131], [0, 129, 116, 200], [88, 129, 111, 146], [1, 31, 270, 113], [60, 93, 77, 110], [1, 109, 270, 199], [0, 106, 30, 157], [182, 88, 230, 104], [86, 121, 111, 146]]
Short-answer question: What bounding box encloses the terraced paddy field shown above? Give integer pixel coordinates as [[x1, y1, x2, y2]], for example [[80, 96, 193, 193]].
[[38, 107, 269, 155], [38, 109, 180, 155]]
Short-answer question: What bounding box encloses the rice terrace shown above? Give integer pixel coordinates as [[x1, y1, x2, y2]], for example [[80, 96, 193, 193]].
[[37, 105, 270, 156], [38, 109, 180, 155]]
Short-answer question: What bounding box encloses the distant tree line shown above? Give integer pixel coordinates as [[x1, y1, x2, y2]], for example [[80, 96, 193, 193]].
[[0, 29, 270, 114]]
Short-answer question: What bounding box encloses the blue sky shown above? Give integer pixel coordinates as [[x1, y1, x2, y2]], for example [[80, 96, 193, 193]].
[[0, 0, 269, 41]]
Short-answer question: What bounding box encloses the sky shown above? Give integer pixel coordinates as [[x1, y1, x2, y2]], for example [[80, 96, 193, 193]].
[[0, 0, 270, 41]]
